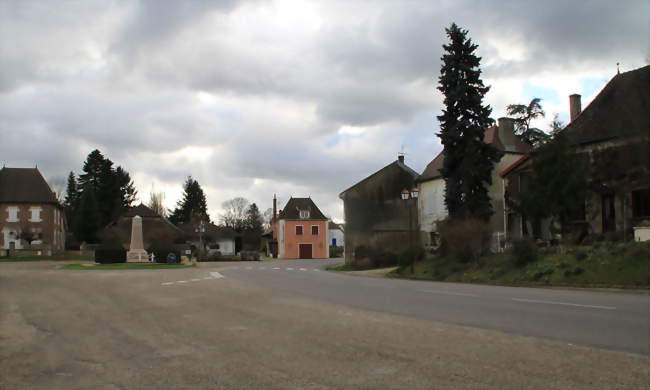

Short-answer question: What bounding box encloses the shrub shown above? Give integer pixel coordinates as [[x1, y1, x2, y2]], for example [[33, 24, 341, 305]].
[[240, 251, 260, 261], [398, 246, 425, 267], [95, 249, 127, 264], [148, 247, 181, 263], [439, 219, 491, 263], [353, 245, 397, 268], [329, 246, 344, 258], [510, 238, 538, 267]]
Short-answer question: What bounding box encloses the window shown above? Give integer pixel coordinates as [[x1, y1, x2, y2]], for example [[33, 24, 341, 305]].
[[299, 210, 310, 219], [29, 207, 42, 222], [295, 225, 303, 235], [6, 207, 18, 222], [311, 225, 319, 235], [632, 188, 650, 218]]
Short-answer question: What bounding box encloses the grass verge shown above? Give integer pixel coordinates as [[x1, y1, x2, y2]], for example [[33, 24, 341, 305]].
[[62, 263, 192, 270], [391, 240, 650, 289]]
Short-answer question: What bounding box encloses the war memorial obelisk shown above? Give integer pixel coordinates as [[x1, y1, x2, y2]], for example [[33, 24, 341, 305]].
[[127, 215, 148, 262]]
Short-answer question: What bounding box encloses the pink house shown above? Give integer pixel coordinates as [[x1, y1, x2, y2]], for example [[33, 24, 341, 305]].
[[273, 197, 329, 259]]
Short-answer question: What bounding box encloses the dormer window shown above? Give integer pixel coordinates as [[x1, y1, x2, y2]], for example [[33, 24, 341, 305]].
[[299, 210, 310, 219]]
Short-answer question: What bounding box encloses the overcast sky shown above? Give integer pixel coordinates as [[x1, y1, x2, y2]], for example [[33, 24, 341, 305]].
[[1, 0, 648, 222]]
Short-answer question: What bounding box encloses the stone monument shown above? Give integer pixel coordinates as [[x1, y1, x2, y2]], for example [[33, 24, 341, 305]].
[[127, 215, 148, 262]]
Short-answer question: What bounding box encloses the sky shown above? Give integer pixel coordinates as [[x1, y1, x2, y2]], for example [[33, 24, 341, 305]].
[[1, 0, 648, 222]]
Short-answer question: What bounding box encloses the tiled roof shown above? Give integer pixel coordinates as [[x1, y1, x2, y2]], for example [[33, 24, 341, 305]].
[[278, 197, 328, 220], [418, 126, 530, 183], [328, 221, 344, 230], [123, 204, 161, 218], [0, 167, 59, 204], [566, 65, 650, 146]]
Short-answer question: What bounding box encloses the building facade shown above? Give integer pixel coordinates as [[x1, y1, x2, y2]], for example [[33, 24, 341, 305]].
[[273, 197, 329, 259], [417, 118, 530, 248], [339, 155, 419, 265], [0, 167, 66, 254], [328, 221, 344, 248]]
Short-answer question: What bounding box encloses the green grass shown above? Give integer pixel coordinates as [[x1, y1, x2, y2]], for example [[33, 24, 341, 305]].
[[62, 263, 192, 270], [326, 264, 358, 271], [391, 241, 650, 289]]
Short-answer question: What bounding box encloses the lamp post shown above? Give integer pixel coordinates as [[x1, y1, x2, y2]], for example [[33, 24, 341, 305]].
[[401, 187, 419, 274], [195, 220, 206, 261]]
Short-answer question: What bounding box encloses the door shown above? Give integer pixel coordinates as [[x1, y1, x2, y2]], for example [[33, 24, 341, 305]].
[[602, 194, 616, 233], [299, 244, 312, 259]]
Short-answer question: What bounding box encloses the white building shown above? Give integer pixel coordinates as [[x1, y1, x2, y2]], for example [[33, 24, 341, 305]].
[[417, 118, 530, 248], [328, 221, 344, 248]]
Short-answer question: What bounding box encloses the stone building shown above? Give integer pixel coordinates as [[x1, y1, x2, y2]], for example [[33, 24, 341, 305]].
[[502, 65, 650, 241], [417, 119, 530, 248], [0, 167, 66, 254], [339, 155, 419, 265]]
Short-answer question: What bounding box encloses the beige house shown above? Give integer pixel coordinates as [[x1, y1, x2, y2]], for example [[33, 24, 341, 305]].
[[0, 167, 66, 255], [417, 118, 530, 248]]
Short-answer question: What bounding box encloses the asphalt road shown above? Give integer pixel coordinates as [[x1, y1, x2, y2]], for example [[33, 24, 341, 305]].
[[220, 259, 650, 356], [1, 259, 648, 389]]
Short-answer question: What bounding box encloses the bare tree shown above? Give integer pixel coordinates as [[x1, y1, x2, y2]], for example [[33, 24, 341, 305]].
[[147, 191, 167, 217], [48, 176, 66, 203], [220, 197, 249, 231]]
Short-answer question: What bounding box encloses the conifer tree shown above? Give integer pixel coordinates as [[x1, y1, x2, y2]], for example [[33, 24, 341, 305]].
[[74, 182, 100, 243], [169, 176, 210, 225], [63, 171, 79, 224], [437, 23, 502, 221]]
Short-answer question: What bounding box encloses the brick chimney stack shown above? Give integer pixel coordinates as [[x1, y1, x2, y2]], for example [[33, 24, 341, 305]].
[[273, 194, 277, 221], [398, 153, 405, 164], [569, 94, 582, 122]]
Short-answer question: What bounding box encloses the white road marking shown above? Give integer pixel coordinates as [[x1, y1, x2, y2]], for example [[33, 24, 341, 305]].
[[511, 298, 616, 310], [286, 268, 294, 270], [210, 272, 225, 279], [419, 289, 479, 297], [272, 267, 281, 270], [161, 282, 174, 286], [299, 268, 307, 271], [203, 277, 212, 280], [190, 278, 201, 282], [177, 280, 188, 283]]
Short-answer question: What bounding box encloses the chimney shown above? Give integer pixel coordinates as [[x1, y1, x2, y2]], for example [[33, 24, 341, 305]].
[[398, 153, 405, 164], [497, 117, 517, 151], [272, 194, 277, 221], [569, 94, 581, 122]]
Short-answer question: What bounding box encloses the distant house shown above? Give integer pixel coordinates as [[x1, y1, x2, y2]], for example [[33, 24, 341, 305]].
[[417, 118, 530, 248], [502, 65, 650, 242], [273, 197, 329, 259], [328, 221, 344, 248], [101, 204, 185, 250], [0, 167, 66, 254], [339, 155, 419, 265], [178, 220, 239, 256]]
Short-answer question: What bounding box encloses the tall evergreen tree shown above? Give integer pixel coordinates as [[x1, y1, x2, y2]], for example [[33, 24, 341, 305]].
[[244, 203, 264, 233], [74, 182, 100, 243], [63, 171, 79, 224], [437, 23, 502, 221], [169, 176, 210, 225]]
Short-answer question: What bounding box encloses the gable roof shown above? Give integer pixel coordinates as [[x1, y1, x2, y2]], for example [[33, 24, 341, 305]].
[[278, 197, 328, 220], [0, 167, 59, 204], [418, 125, 530, 183], [328, 221, 344, 231], [566, 65, 650, 146], [177, 221, 240, 239], [123, 204, 161, 218], [339, 159, 420, 198]]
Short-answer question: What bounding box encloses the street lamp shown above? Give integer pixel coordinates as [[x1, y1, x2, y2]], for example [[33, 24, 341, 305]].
[[401, 187, 419, 274], [195, 220, 206, 261]]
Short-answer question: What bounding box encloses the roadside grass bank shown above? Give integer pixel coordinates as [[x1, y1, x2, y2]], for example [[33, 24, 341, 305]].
[[392, 240, 650, 289], [63, 264, 192, 270]]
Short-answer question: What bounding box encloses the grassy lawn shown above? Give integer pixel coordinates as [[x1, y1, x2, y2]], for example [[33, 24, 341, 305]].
[[62, 263, 192, 270], [391, 241, 650, 289]]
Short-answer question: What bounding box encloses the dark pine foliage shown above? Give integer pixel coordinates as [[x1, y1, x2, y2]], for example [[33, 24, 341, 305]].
[[72, 149, 137, 242], [437, 23, 502, 221], [168, 176, 210, 225], [74, 182, 101, 243], [63, 171, 79, 226]]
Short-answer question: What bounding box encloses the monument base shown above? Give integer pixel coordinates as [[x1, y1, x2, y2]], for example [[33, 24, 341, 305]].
[[127, 249, 149, 262]]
